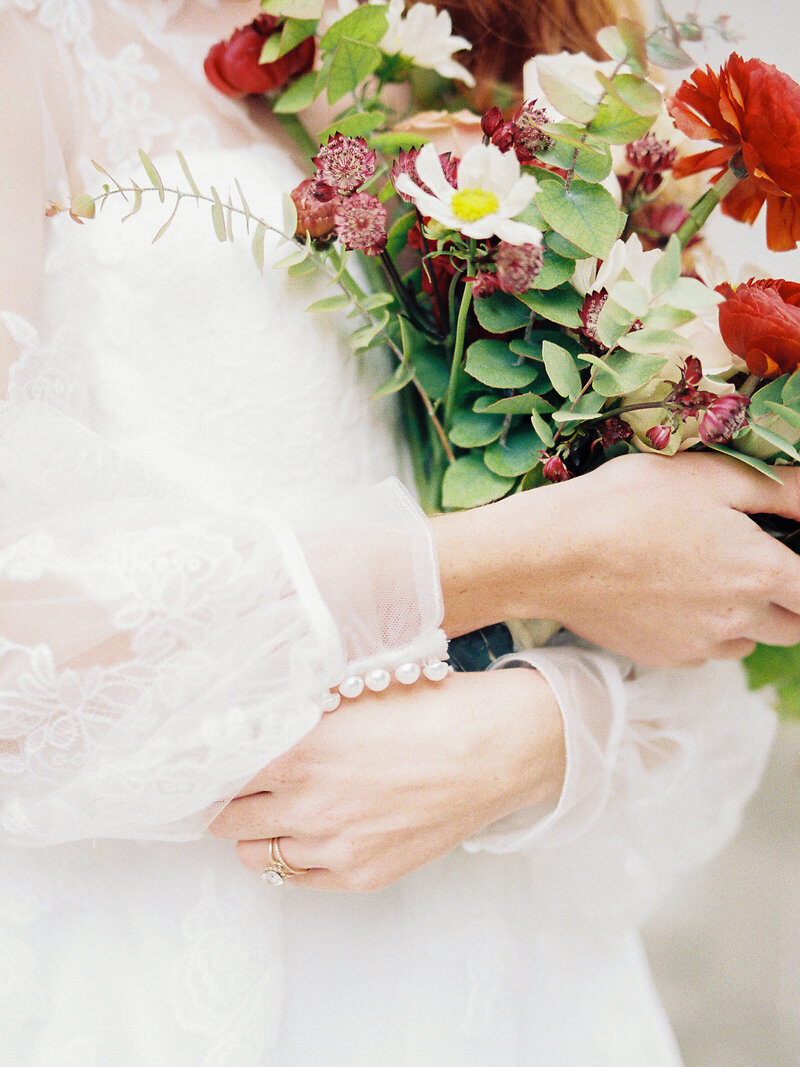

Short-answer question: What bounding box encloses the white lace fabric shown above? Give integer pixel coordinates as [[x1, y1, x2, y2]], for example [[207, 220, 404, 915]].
[[0, 1, 446, 845]]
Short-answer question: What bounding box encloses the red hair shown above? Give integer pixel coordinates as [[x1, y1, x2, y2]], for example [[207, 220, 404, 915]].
[[437, 0, 643, 87]]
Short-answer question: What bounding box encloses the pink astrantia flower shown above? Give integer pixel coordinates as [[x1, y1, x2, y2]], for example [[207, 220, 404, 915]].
[[646, 424, 673, 451], [697, 394, 750, 444], [390, 148, 457, 204], [512, 100, 553, 163], [494, 241, 544, 294], [313, 135, 377, 195], [334, 193, 388, 255], [625, 133, 678, 173]]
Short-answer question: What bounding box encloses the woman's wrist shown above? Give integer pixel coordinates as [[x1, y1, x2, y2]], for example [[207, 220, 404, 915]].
[[431, 488, 568, 636]]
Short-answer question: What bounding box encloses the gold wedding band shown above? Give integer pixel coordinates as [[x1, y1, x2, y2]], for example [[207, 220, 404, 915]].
[[261, 837, 308, 886]]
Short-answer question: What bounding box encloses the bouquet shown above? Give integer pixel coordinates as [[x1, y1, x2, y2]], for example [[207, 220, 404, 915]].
[[71, 0, 800, 712]]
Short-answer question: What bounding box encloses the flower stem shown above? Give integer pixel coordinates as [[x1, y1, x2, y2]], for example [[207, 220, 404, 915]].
[[444, 278, 474, 432], [676, 158, 746, 249]]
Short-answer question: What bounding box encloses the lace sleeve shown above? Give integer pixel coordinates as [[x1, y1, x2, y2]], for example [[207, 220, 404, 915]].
[[466, 645, 775, 923], [0, 346, 445, 847]]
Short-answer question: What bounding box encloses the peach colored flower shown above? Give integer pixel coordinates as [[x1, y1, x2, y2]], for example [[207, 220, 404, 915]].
[[392, 110, 483, 157]]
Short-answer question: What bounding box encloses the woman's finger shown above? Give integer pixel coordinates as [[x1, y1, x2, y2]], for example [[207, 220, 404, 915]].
[[235, 837, 342, 889], [208, 792, 291, 840], [755, 603, 800, 648]]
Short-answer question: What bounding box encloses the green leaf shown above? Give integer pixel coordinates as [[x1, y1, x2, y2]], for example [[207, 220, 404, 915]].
[[528, 248, 575, 290], [537, 124, 613, 184], [261, 0, 324, 17], [273, 71, 319, 113], [618, 18, 648, 73], [320, 4, 388, 48], [472, 392, 547, 415], [530, 407, 555, 447], [274, 245, 309, 270], [535, 179, 624, 260], [210, 187, 227, 241], [746, 424, 800, 462], [281, 191, 298, 237], [609, 281, 649, 317], [369, 131, 432, 154], [307, 294, 352, 312], [441, 455, 516, 508], [783, 370, 800, 405], [176, 150, 201, 196], [551, 391, 606, 422], [519, 285, 583, 328], [662, 276, 723, 311], [327, 39, 383, 104], [465, 339, 540, 389], [288, 256, 319, 277], [541, 339, 582, 399], [643, 305, 696, 330], [321, 110, 385, 141], [413, 346, 450, 399], [261, 19, 316, 62], [762, 401, 800, 433], [510, 330, 584, 363], [484, 429, 544, 477], [749, 375, 790, 417], [138, 149, 165, 202], [121, 182, 143, 222], [586, 95, 654, 144], [708, 444, 782, 481], [646, 31, 694, 70], [386, 211, 416, 259], [360, 292, 395, 311], [251, 222, 268, 271], [371, 360, 414, 397], [583, 350, 667, 397], [618, 327, 688, 355], [650, 234, 681, 295], [474, 291, 530, 334], [350, 309, 390, 349], [596, 72, 662, 117], [545, 230, 591, 259], [448, 410, 505, 447]]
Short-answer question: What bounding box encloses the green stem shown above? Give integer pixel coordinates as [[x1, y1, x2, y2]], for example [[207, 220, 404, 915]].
[[444, 278, 474, 432], [676, 159, 746, 249], [275, 113, 319, 162]]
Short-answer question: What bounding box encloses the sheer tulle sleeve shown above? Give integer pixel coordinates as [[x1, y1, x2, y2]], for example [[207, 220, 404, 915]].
[[0, 9, 446, 846], [467, 644, 776, 924]]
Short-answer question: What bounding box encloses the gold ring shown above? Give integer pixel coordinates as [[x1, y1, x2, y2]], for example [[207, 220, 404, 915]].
[[260, 837, 308, 886]]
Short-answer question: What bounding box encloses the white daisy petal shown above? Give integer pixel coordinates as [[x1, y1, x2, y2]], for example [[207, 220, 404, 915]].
[[499, 175, 539, 220], [493, 218, 544, 246], [414, 143, 457, 202]]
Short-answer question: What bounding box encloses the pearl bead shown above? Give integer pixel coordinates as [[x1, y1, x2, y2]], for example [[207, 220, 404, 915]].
[[395, 662, 421, 685], [320, 691, 341, 713], [365, 668, 391, 692], [423, 660, 450, 682], [339, 675, 365, 699]]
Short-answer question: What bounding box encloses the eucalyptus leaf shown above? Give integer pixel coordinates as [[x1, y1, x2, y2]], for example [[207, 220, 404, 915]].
[[542, 339, 582, 399], [530, 407, 555, 447], [210, 188, 227, 241], [650, 235, 681, 295], [413, 347, 451, 399], [596, 72, 662, 117], [583, 350, 667, 397], [520, 285, 583, 328], [281, 191, 298, 237], [307, 294, 352, 312], [587, 95, 654, 144], [350, 309, 390, 349], [474, 291, 530, 334], [176, 151, 201, 196], [251, 222, 268, 271], [484, 429, 545, 477], [273, 246, 309, 270], [662, 275, 723, 311], [619, 327, 688, 355], [441, 455, 516, 508], [371, 360, 414, 397], [646, 31, 694, 70], [535, 179, 623, 259], [545, 231, 591, 259], [448, 410, 506, 447], [610, 281, 649, 317], [536, 123, 612, 183], [138, 150, 165, 202], [465, 339, 540, 389]]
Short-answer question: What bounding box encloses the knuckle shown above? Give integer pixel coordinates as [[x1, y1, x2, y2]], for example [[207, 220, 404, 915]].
[[348, 866, 386, 893]]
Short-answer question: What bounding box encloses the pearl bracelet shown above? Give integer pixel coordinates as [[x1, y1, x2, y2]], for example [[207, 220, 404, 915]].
[[320, 657, 452, 712]]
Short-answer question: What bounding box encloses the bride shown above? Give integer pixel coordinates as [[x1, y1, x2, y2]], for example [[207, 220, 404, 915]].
[[0, 0, 795, 1062]]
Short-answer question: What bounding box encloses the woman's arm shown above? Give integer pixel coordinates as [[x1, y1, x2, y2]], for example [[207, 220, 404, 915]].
[[433, 451, 800, 666]]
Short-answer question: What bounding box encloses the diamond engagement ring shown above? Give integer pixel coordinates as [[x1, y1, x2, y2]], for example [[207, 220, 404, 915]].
[[261, 837, 307, 886]]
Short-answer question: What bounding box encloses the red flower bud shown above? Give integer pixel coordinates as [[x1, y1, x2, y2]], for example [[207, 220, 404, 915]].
[[640, 173, 664, 195], [542, 455, 571, 482], [290, 179, 342, 240], [204, 15, 315, 99], [646, 425, 672, 451], [683, 356, 703, 387], [697, 394, 750, 445], [471, 272, 498, 299], [481, 107, 505, 138]]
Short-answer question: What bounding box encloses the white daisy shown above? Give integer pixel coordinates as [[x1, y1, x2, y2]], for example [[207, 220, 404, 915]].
[[322, 0, 475, 85], [394, 142, 541, 245], [572, 235, 660, 296], [381, 0, 475, 85]]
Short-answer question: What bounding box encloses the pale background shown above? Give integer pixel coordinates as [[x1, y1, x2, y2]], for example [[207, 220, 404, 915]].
[[640, 2, 800, 1064]]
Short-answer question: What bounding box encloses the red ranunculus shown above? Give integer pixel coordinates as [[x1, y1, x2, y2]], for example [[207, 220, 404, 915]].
[[717, 278, 800, 378], [204, 15, 315, 99], [667, 55, 800, 251]]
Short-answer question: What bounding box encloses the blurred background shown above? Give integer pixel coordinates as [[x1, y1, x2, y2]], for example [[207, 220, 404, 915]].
[[640, 2, 800, 1063]]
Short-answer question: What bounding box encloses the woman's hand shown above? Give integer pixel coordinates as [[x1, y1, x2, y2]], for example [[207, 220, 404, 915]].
[[434, 452, 800, 667], [209, 668, 564, 891]]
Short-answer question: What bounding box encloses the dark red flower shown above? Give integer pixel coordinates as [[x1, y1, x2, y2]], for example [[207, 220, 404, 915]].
[[542, 455, 571, 482], [204, 15, 315, 99], [667, 55, 800, 251], [697, 394, 750, 445], [717, 278, 800, 378], [646, 425, 672, 451]]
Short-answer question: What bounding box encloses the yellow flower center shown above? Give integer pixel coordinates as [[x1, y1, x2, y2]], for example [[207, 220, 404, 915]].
[[451, 187, 500, 223]]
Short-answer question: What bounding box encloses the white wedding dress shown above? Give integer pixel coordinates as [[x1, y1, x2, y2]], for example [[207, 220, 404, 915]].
[[0, 3, 777, 1064]]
